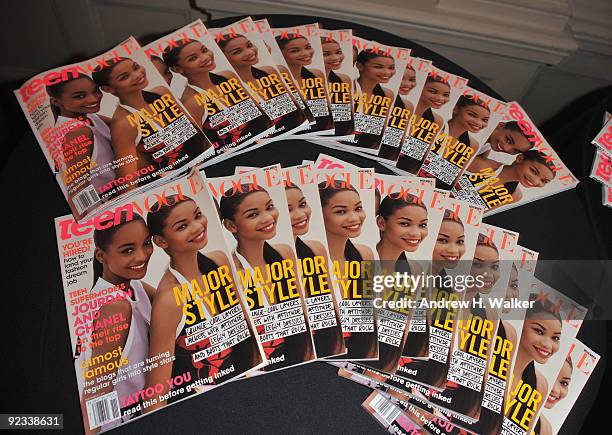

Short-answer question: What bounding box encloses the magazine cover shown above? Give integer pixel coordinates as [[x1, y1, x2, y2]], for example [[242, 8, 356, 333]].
[[16, 36, 215, 222], [501, 279, 588, 435], [592, 115, 612, 157], [539, 340, 600, 435], [252, 19, 315, 126], [394, 66, 468, 175], [604, 185, 612, 208], [205, 165, 317, 372], [378, 57, 432, 163], [314, 160, 379, 359], [393, 196, 482, 390], [320, 28, 355, 139], [428, 224, 519, 421], [590, 149, 612, 187], [56, 170, 265, 433], [451, 102, 579, 215], [271, 23, 335, 135], [208, 17, 309, 139], [340, 39, 411, 154], [417, 88, 507, 190], [363, 391, 424, 435], [233, 164, 347, 358], [141, 20, 276, 162]]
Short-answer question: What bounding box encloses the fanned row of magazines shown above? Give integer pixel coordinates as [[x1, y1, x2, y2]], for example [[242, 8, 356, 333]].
[[14, 15, 595, 435], [590, 112, 612, 208]]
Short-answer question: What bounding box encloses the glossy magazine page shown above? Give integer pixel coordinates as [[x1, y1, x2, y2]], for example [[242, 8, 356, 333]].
[[56, 170, 264, 433], [394, 66, 468, 175], [16, 36, 214, 222], [141, 19, 275, 164], [204, 165, 316, 372], [271, 23, 335, 135], [452, 102, 579, 215], [208, 17, 309, 140]]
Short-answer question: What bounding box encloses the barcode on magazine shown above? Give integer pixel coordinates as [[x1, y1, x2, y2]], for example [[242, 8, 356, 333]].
[[73, 185, 101, 215], [370, 393, 401, 425], [86, 391, 120, 429]]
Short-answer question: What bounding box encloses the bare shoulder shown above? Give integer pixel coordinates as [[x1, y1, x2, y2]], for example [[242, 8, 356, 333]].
[[310, 68, 324, 80], [258, 66, 277, 76], [141, 281, 157, 303], [272, 243, 295, 260], [218, 70, 239, 82], [539, 415, 552, 435], [535, 369, 549, 397], [382, 87, 394, 101], [501, 320, 517, 345], [405, 101, 414, 115], [206, 250, 231, 269], [512, 187, 523, 202], [303, 240, 327, 257], [155, 271, 180, 306], [355, 243, 374, 261], [151, 85, 171, 96]]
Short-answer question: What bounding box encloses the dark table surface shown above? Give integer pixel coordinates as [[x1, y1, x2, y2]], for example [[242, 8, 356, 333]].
[[0, 13, 608, 435]]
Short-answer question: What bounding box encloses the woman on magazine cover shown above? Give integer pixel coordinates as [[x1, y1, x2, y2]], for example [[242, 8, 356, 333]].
[[445, 95, 490, 154], [474, 120, 533, 160], [219, 184, 315, 368], [318, 180, 377, 359], [276, 33, 333, 131], [321, 37, 353, 136], [508, 299, 563, 434], [538, 356, 573, 435], [162, 39, 271, 150], [464, 149, 556, 205], [78, 210, 155, 433], [92, 58, 207, 185], [47, 73, 116, 207], [217, 34, 307, 131], [144, 195, 262, 411], [371, 193, 428, 371], [285, 182, 344, 357], [399, 209, 466, 369]]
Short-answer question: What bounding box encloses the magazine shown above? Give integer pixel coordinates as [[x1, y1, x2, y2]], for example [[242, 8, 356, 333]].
[[590, 149, 612, 187], [56, 169, 265, 433], [320, 28, 355, 139], [271, 23, 335, 135], [417, 88, 507, 190], [314, 161, 380, 359], [233, 164, 347, 358], [501, 279, 588, 435], [604, 185, 612, 208], [207, 17, 309, 139], [340, 39, 412, 154], [538, 340, 600, 435], [378, 57, 432, 163], [426, 224, 519, 421], [451, 102, 579, 215], [394, 196, 483, 391], [141, 19, 276, 163], [16, 36, 215, 222], [394, 66, 468, 175], [592, 115, 612, 157], [252, 19, 315, 127], [205, 165, 317, 372]]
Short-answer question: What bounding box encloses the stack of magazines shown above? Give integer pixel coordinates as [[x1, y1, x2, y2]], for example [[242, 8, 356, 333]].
[[14, 16, 599, 434], [591, 113, 612, 208]]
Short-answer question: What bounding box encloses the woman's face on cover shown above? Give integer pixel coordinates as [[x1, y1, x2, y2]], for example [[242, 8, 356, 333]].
[[222, 36, 259, 68], [378, 204, 428, 253], [489, 124, 532, 155], [399, 68, 417, 96], [174, 41, 216, 75], [227, 191, 279, 241], [281, 38, 314, 66], [322, 41, 344, 71], [156, 200, 208, 253], [514, 156, 554, 189], [322, 190, 365, 238], [96, 220, 153, 282], [502, 264, 519, 313], [52, 77, 103, 115], [151, 57, 172, 86], [286, 187, 311, 237], [520, 314, 562, 364], [453, 103, 490, 134], [469, 244, 499, 294], [357, 56, 395, 84], [105, 59, 148, 94], [545, 360, 572, 409], [421, 81, 451, 110], [432, 220, 465, 269]]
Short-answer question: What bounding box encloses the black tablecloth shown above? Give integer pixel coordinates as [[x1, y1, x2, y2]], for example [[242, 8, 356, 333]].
[[0, 14, 608, 435]]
